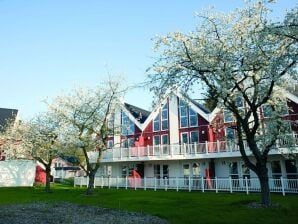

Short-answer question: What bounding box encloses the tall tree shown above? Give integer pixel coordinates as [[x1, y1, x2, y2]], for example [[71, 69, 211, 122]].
[[48, 80, 122, 195], [149, 1, 297, 206], [1, 112, 62, 193]]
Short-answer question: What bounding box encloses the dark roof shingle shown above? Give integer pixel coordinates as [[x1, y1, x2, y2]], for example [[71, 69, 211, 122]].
[[0, 108, 18, 132], [124, 103, 150, 124]]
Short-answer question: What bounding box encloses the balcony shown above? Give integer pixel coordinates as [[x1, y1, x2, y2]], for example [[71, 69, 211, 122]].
[[98, 134, 298, 162]]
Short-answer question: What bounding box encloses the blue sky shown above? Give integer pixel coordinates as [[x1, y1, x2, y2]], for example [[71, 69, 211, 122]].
[[0, 0, 296, 119]]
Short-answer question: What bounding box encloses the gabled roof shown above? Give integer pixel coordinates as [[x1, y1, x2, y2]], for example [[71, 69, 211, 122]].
[[141, 89, 211, 129], [178, 92, 210, 114], [0, 108, 18, 132], [124, 103, 150, 124], [58, 155, 80, 165]]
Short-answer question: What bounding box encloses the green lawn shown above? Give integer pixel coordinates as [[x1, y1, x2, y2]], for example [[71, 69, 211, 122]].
[[0, 184, 297, 224]]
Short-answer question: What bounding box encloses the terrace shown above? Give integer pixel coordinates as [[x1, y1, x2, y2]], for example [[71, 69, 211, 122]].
[[88, 134, 298, 163]]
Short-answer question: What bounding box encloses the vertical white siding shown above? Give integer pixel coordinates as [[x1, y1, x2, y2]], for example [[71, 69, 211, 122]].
[[169, 95, 179, 144]]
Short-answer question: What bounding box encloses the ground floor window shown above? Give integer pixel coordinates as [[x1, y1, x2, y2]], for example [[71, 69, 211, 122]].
[[183, 164, 190, 186], [229, 162, 239, 187], [285, 160, 298, 179]]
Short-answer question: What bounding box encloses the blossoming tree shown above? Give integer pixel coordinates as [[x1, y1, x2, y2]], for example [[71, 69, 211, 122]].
[[0, 112, 62, 193], [48, 80, 122, 195], [149, 2, 297, 206]]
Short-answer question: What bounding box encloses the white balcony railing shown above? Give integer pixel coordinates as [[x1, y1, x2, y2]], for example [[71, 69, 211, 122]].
[[100, 134, 298, 161], [74, 176, 298, 195]]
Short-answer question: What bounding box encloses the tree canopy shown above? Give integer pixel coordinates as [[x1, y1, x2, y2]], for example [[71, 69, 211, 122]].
[[148, 1, 298, 206]]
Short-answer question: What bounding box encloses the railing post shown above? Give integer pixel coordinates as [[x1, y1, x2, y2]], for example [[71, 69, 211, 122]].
[[160, 145, 163, 156], [154, 177, 157, 191], [245, 177, 249, 195], [281, 176, 285, 196], [74, 177, 76, 187], [101, 176, 104, 188], [205, 141, 208, 154], [111, 148, 114, 160], [116, 176, 119, 189], [108, 176, 111, 189], [93, 177, 96, 189], [125, 176, 128, 190], [144, 177, 147, 191], [194, 143, 198, 155], [201, 176, 204, 193], [215, 177, 218, 193], [165, 177, 168, 191], [147, 145, 150, 156], [86, 176, 89, 186], [134, 177, 137, 190], [128, 147, 131, 159], [229, 176, 233, 193], [217, 140, 220, 153], [176, 177, 179, 192], [120, 148, 122, 160], [80, 176, 82, 187], [189, 176, 191, 192], [171, 144, 173, 157]]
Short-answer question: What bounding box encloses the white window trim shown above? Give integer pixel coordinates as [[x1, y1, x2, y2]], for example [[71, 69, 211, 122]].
[[161, 103, 169, 131], [180, 132, 189, 144], [225, 127, 236, 140], [190, 131, 199, 144], [153, 135, 161, 146], [153, 114, 160, 132], [189, 108, 198, 127], [107, 140, 114, 148], [179, 100, 188, 128], [224, 109, 235, 123], [161, 134, 169, 145]]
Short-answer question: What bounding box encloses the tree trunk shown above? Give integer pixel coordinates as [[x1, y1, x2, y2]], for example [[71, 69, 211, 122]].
[[86, 171, 95, 195], [257, 163, 271, 207], [45, 167, 52, 193]]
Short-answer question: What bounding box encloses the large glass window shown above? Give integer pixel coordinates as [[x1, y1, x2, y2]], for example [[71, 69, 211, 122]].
[[122, 138, 135, 148], [154, 164, 161, 179], [285, 160, 298, 179], [224, 110, 234, 123], [122, 165, 128, 177], [189, 108, 198, 127], [181, 133, 189, 144], [161, 103, 168, 130], [271, 161, 282, 179], [229, 162, 239, 179], [153, 114, 160, 132], [107, 140, 113, 148], [225, 127, 236, 140], [190, 131, 199, 144], [183, 164, 190, 185], [153, 135, 160, 145], [262, 104, 273, 118], [107, 114, 114, 136], [121, 112, 134, 135], [235, 96, 244, 108], [162, 134, 168, 145], [179, 100, 188, 128], [162, 134, 169, 154]]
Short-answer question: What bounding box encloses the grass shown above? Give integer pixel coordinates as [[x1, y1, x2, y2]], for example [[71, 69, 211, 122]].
[[0, 184, 297, 224]]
